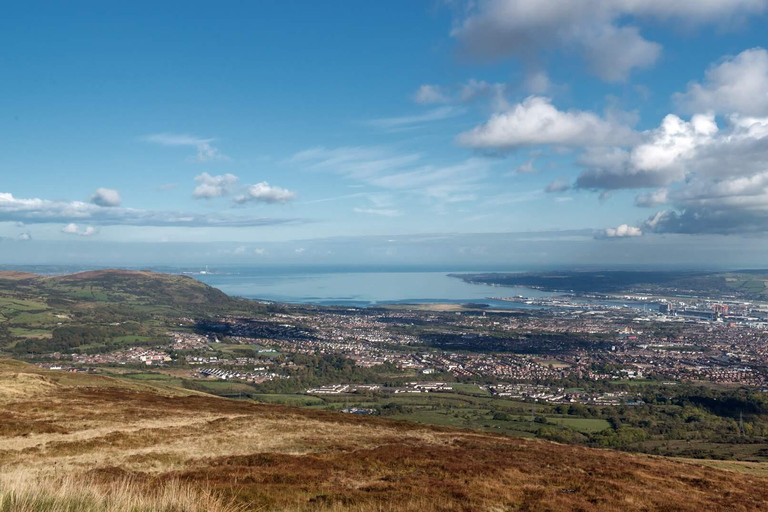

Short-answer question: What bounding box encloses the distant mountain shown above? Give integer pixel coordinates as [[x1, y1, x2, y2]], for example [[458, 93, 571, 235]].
[[451, 270, 768, 299]]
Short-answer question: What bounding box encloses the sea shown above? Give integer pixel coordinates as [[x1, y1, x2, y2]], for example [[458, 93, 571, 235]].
[[189, 266, 553, 309], [0, 264, 648, 311]]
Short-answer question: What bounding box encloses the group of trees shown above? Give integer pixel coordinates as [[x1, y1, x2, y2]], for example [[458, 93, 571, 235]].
[[251, 354, 400, 394], [13, 323, 154, 355]]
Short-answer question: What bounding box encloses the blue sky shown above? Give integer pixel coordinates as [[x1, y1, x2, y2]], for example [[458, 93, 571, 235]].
[[3, 1, 768, 267]]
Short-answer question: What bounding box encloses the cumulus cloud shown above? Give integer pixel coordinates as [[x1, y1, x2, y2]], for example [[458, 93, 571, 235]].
[[457, 79, 509, 109], [675, 48, 768, 116], [457, 96, 638, 150], [412, 79, 508, 108], [451, 0, 767, 82], [143, 133, 229, 162], [61, 223, 98, 236], [523, 70, 565, 96], [0, 192, 301, 228], [233, 182, 296, 204], [545, 178, 571, 193], [414, 85, 451, 104], [598, 224, 643, 238], [575, 113, 718, 190], [89, 188, 122, 207], [17, 232, 31, 241], [579, 25, 662, 82], [254, 248, 267, 256], [639, 208, 768, 235], [192, 173, 239, 199], [581, 109, 768, 234], [635, 188, 669, 207], [640, 171, 768, 234]]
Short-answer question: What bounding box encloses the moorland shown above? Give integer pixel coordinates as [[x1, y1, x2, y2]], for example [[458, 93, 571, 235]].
[[2, 359, 768, 511]]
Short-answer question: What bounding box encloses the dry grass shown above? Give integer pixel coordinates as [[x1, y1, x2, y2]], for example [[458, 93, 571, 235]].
[[0, 272, 37, 281], [3, 359, 768, 511], [0, 372, 57, 403], [0, 471, 240, 512]]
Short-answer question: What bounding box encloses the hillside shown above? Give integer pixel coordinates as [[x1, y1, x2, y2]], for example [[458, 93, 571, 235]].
[[1, 360, 767, 511], [0, 269, 264, 356], [0, 269, 239, 310]]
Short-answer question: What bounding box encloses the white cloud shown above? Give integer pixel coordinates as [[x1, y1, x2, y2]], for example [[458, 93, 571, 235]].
[[522, 71, 554, 95], [17, 232, 31, 241], [254, 248, 267, 256], [61, 223, 98, 236], [576, 113, 718, 189], [353, 207, 403, 217], [0, 191, 301, 228], [634, 188, 669, 207], [413, 79, 509, 110], [545, 178, 571, 193], [458, 79, 508, 109], [451, 0, 767, 82], [143, 133, 229, 162], [414, 85, 450, 104], [234, 182, 296, 204], [290, 146, 422, 181], [457, 96, 638, 150], [599, 224, 643, 238], [675, 47, 768, 116], [90, 188, 122, 207], [295, 248, 305, 254], [289, 147, 488, 204], [192, 173, 239, 199], [514, 160, 537, 174], [484, 190, 542, 206], [578, 25, 661, 83], [233, 246, 246, 255], [367, 106, 465, 130], [576, 71, 768, 234]]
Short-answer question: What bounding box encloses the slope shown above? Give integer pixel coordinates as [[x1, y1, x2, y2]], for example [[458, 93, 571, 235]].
[[1, 360, 767, 511]]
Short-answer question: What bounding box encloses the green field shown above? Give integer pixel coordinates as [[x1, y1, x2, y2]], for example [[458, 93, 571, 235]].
[[547, 417, 612, 432], [8, 327, 52, 339], [122, 372, 179, 381], [251, 393, 325, 406]]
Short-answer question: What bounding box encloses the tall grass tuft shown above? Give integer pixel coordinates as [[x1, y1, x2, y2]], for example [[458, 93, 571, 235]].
[[0, 472, 242, 512]]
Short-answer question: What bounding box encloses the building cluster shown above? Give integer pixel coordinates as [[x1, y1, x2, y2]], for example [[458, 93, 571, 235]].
[[488, 383, 635, 405], [168, 331, 211, 350], [391, 381, 453, 393], [197, 367, 286, 384], [71, 347, 171, 366], [306, 384, 380, 394], [30, 295, 768, 391]]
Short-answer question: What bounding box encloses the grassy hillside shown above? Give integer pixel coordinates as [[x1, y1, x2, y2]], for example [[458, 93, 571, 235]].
[[0, 269, 263, 356], [1, 359, 768, 511], [0, 269, 242, 311]]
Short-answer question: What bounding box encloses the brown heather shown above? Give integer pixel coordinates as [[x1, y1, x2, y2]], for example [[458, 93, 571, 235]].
[[1, 359, 768, 511]]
